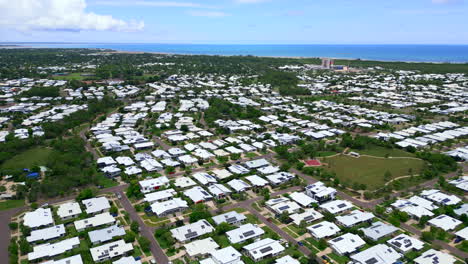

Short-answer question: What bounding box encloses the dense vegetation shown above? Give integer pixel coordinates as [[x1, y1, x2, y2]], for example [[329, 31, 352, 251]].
[[204, 98, 263, 126], [259, 71, 309, 96], [21, 86, 60, 97], [335, 58, 468, 73]]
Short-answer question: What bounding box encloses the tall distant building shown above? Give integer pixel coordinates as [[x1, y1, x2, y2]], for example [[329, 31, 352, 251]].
[[321, 58, 335, 69]]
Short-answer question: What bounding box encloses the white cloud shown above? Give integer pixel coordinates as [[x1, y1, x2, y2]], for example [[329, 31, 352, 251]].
[[0, 0, 144, 32], [95, 1, 203, 8], [187, 10, 230, 17]]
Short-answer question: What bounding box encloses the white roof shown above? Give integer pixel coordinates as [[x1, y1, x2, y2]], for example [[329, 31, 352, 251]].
[[185, 238, 220, 257], [455, 226, 468, 240], [350, 244, 402, 264], [245, 175, 269, 187], [139, 177, 170, 192], [414, 249, 456, 264], [42, 255, 83, 264], [401, 204, 434, 218], [226, 223, 265, 244], [275, 255, 300, 264], [243, 238, 285, 261], [74, 212, 115, 231], [210, 246, 243, 264], [151, 198, 188, 216], [184, 186, 213, 203], [88, 225, 126, 244], [193, 172, 218, 185], [320, 200, 353, 214], [421, 189, 461, 206], [290, 208, 323, 226], [428, 214, 462, 231], [360, 221, 398, 241], [144, 189, 176, 203], [244, 158, 270, 169], [82, 197, 110, 215], [270, 201, 301, 215], [208, 184, 232, 196], [289, 192, 317, 207], [24, 208, 54, 229], [90, 239, 134, 262], [174, 176, 197, 188], [329, 233, 366, 255], [336, 210, 375, 227], [212, 211, 247, 225], [307, 221, 340, 239], [227, 179, 251, 192], [211, 168, 233, 179], [27, 224, 65, 243], [171, 220, 214, 242], [387, 234, 424, 253], [408, 195, 439, 211], [28, 237, 80, 261]]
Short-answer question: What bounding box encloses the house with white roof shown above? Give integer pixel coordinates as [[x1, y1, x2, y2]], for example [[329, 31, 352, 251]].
[[90, 239, 134, 262], [245, 175, 269, 187], [227, 179, 251, 192], [360, 221, 398, 241], [139, 176, 170, 193], [414, 249, 455, 264], [212, 211, 247, 226], [336, 210, 374, 227], [174, 176, 197, 188], [171, 219, 214, 242], [226, 223, 265, 244], [211, 168, 233, 179], [24, 207, 54, 229], [275, 256, 300, 264], [28, 237, 80, 261], [228, 164, 250, 175], [289, 192, 317, 207], [113, 256, 141, 264], [265, 172, 295, 185], [305, 182, 336, 203], [243, 238, 285, 261], [320, 200, 353, 214], [74, 212, 115, 232], [289, 208, 323, 226], [270, 201, 301, 215], [329, 233, 366, 256], [82, 197, 111, 215], [387, 234, 424, 253], [193, 172, 218, 186], [350, 244, 402, 264], [428, 214, 462, 231], [144, 189, 176, 203], [208, 184, 232, 198], [185, 238, 220, 258], [27, 224, 66, 244], [199, 246, 244, 264], [151, 198, 188, 217], [42, 255, 83, 264], [184, 186, 213, 203], [88, 225, 126, 245], [421, 189, 461, 206], [244, 158, 270, 169], [307, 221, 341, 239], [455, 226, 468, 241]]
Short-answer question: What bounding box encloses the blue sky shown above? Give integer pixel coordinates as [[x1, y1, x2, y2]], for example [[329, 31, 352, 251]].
[[1, 0, 467, 44]]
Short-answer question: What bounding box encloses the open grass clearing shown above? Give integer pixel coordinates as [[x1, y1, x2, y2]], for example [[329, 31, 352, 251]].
[[322, 154, 425, 190], [1, 147, 55, 171]]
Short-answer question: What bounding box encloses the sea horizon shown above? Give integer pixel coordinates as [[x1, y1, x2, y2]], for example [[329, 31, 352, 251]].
[[2, 42, 468, 63]]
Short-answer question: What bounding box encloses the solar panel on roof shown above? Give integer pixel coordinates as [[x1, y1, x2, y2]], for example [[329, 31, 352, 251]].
[[365, 258, 378, 264], [185, 231, 198, 239], [243, 230, 256, 237], [259, 246, 273, 254], [332, 237, 343, 242], [337, 203, 347, 208]]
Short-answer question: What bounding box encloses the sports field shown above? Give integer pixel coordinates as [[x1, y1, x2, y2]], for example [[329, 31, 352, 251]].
[[322, 154, 425, 190]]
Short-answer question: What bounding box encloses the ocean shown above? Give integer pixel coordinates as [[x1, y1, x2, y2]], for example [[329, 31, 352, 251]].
[[4, 43, 468, 63]]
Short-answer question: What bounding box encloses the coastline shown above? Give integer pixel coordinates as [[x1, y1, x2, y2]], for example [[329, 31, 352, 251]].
[[1, 44, 467, 64]]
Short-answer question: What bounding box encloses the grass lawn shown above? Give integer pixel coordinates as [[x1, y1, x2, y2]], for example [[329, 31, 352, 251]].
[[316, 151, 338, 157], [51, 72, 90, 81], [245, 153, 258, 158], [351, 146, 415, 158], [1, 147, 55, 171], [0, 200, 25, 211], [95, 175, 118, 188], [322, 154, 425, 190], [328, 252, 350, 264]]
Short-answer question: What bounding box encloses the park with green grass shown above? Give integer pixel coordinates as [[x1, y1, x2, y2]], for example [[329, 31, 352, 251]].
[[321, 154, 426, 190]]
